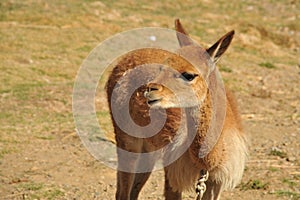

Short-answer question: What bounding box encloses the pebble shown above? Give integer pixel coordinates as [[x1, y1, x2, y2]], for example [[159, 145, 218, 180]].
[[286, 156, 296, 162]]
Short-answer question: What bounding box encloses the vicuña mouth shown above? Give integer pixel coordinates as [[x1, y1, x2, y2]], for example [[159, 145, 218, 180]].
[[147, 99, 161, 106]]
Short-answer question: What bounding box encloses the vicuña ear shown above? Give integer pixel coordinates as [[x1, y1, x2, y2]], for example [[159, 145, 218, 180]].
[[175, 19, 193, 47], [206, 30, 235, 64]]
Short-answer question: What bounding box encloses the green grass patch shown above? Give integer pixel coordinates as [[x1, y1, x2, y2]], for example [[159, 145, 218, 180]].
[[282, 178, 297, 188], [0, 137, 18, 158], [11, 82, 44, 101], [41, 188, 65, 200], [268, 166, 279, 172], [220, 66, 233, 73], [269, 148, 287, 158], [18, 182, 65, 200], [259, 62, 276, 69], [20, 182, 44, 191], [76, 45, 93, 52], [35, 135, 55, 140], [274, 190, 300, 200], [240, 179, 268, 190], [0, 148, 13, 159], [0, 112, 13, 120], [294, 175, 300, 180]]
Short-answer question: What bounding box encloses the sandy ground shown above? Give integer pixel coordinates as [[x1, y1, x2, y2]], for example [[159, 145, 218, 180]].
[[0, 0, 299, 199]]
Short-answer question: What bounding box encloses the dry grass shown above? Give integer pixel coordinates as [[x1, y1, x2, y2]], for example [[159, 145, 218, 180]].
[[0, 0, 299, 199]]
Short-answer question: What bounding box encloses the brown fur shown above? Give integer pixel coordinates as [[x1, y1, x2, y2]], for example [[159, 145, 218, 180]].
[[106, 20, 248, 200]]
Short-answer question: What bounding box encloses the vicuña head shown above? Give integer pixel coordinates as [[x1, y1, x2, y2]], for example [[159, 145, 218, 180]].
[[144, 19, 234, 109]]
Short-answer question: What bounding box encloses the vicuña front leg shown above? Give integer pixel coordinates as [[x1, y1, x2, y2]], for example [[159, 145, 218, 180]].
[[130, 154, 155, 200], [115, 136, 143, 200], [130, 172, 152, 200], [116, 171, 135, 200], [202, 180, 223, 200], [164, 168, 182, 200]]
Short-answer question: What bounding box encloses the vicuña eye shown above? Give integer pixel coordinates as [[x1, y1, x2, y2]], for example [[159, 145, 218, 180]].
[[181, 72, 198, 81]]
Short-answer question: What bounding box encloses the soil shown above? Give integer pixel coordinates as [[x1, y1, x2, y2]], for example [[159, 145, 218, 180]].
[[0, 0, 299, 199]]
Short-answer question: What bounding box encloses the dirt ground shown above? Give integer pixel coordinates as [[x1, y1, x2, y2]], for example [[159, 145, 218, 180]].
[[0, 0, 299, 199]]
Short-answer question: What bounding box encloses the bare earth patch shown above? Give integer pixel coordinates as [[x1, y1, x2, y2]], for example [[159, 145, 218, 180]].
[[0, 0, 299, 199]]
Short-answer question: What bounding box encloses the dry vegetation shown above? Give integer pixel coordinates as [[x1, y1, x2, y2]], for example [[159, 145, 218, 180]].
[[0, 0, 299, 199]]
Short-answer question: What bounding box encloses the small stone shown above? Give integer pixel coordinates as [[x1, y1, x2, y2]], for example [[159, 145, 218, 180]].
[[286, 157, 296, 162], [30, 166, 39, 171]]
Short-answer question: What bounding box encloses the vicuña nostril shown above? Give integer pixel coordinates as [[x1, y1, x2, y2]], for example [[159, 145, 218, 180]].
[[148, 83, 162, 92], [150, 87, 159, 91]]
